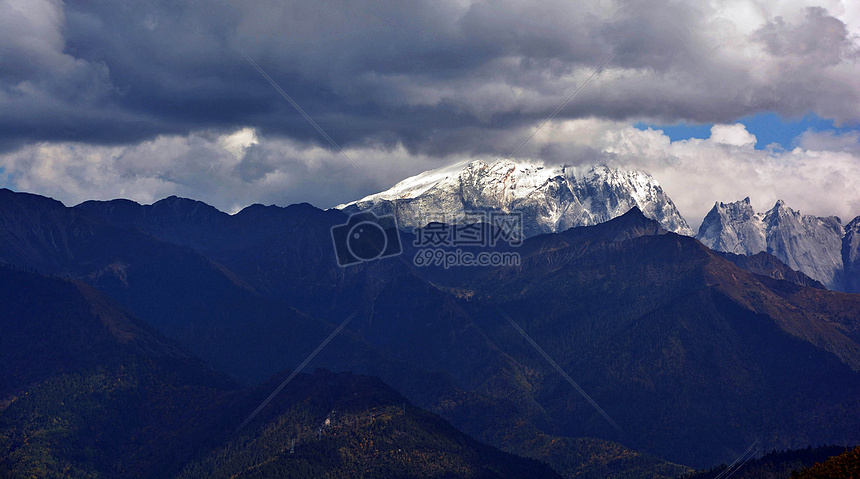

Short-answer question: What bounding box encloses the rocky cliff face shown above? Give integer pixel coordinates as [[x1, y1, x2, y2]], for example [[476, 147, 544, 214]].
[[697, 198, 856, 292], [844, 217, 860, 293], [339, 159, 693, 237], [696, 197, 768, 254]]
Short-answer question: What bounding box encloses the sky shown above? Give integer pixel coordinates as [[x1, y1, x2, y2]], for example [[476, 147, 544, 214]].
[[1, 0, 859, 230]]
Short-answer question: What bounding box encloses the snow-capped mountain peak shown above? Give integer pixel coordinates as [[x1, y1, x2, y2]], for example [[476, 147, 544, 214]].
[[697, 198, 847, 290], [339, 158, 693, 237], [695, 197, 767, 255], [844, 217, 860, 293]]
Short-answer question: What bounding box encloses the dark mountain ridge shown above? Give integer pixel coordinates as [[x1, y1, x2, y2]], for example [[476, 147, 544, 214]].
[[0, 265, 560, 478], [3, 189, 860, 473]]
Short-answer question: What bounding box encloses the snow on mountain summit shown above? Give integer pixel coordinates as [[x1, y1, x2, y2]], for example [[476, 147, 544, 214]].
[[338, 159, 693, 237], [697, 198, 848, 290]]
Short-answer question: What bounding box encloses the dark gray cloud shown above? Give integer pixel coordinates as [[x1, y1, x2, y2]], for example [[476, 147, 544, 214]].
[[754, 6, 858, 63], [2, 0, 858, 157]]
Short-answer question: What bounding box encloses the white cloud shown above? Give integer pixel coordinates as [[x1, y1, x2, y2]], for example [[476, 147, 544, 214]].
[[796, 129, 860, 153], [709, 124, 758, 146], [0, 128, 464, 212], [219, 127, 258, 160], [2, 120, 859, 232], [529, 118, 860, 229]]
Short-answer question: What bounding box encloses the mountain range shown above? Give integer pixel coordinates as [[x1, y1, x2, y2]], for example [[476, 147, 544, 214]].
[[340, 158, 860, 292], [3, 178, 860, 477], [0, 188, 679, 478], [697, 197, 860, 292]]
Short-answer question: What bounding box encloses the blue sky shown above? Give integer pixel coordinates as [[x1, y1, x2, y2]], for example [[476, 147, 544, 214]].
[[635, 113, 860, 150]]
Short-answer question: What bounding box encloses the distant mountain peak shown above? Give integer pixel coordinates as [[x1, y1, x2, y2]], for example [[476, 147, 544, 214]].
[[566, 205, 669, 243], [844, 216, 860, 293], [339, 158, 692, 237], [698, 198, 849, 290], [601, 205, 661, 231], [151, 195, 225, 217]]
